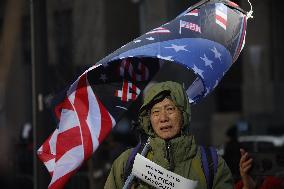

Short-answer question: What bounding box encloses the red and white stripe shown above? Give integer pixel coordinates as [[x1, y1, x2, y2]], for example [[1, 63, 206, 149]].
[[185, 9, 198, 16], [146, 27, 171, 34], [115, 80, 141, 102], [215, 3, 227, 30], [120, 59, 149, 81], [227, 1, 239, 8], [38, 73, 115, 189], [38, 129, 58, 174]]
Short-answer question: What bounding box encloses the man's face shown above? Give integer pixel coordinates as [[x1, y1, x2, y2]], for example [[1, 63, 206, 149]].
[[150, 98, 182, 140]]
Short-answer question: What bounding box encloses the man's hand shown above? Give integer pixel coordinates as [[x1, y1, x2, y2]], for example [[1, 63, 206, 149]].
[[239, 149, 256, 189]]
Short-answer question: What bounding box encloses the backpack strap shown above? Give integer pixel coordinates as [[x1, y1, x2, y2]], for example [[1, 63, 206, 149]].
[[124, 142, 141, 182], [200, 146, 218, 189], [209, 147, 218, 175]]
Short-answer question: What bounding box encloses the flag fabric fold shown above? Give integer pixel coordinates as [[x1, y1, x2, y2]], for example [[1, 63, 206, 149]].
[[38, 0, 249, 188]]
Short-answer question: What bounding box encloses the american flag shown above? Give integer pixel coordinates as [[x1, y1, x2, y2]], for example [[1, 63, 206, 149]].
[[215, 3, 228, 30], [38, 58, 160, 188], [38, 0, 248, 188], [185, 9, 199, 16], [146, 27, 171, 34]]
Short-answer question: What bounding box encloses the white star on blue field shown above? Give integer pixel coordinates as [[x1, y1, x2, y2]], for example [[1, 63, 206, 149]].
[[192, 64, 204, 78], [210, 46, 222, 61], [146, 37, 155, 41], [110, 38, 232, 100], [165, 44, 189, 52], [200, 53, 213, 69]]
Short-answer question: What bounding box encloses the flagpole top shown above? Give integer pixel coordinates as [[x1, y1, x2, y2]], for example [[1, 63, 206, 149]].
[[246, 0, 254, 20]]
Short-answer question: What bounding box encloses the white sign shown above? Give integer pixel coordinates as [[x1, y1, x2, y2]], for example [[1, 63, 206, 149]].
[[132, 154, 198, 189]]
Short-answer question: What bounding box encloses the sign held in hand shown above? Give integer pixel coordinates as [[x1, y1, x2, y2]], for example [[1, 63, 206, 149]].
[[132, 154, 198, 189]]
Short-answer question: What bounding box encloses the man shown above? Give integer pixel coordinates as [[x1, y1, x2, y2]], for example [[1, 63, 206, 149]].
[[236, 149, 284, 189], [236, 149, 256, 189], [105, 81, 233, 188]]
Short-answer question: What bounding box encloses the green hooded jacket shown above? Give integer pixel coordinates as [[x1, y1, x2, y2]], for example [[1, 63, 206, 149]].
[[105, 81, 233, 189]]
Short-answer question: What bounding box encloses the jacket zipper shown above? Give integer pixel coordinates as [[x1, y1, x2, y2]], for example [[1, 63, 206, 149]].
[[165, 141, 174, 171]]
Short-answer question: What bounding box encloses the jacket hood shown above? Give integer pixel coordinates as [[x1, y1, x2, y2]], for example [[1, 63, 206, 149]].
[[139, 81, 191, 136]]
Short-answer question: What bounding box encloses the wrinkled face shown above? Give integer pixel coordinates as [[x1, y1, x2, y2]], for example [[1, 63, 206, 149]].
[[150, 98, 182, 140]]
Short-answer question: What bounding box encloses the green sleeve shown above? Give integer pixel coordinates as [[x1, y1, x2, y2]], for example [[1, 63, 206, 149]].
[[104, 149, 132, 189], [213, 156, 234, 189]]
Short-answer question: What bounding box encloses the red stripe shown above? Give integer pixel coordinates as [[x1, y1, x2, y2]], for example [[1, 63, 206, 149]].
[[216, 15, 227, 26], [131, 83, 137, 100], [38, 151, 55, 163], [96, 96, 113, 143], [38, 141, 55, 176], [122, 80, 128, 102], [228, 1, 239, 7], [191, 9, 198, 13], [38, 132, 55, 164], [48, 169, 78, 189], [124, 59, 130, 77], [42, 133, 52, 155], [55, 126, 82, 161], [38, 154, 55, 164], [73, 75, 93, 160], [147, 27, 170, 34], [124, 59, 136, 81], [54, 97, 74, 120], [189, 9, 198, 15], [125, 59, 136, 81]]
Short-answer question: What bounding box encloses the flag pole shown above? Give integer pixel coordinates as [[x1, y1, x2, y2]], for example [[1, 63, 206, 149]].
[[30, 0, 37, 187], [122, 137, 151, 189], [30, 0, 49, 188]]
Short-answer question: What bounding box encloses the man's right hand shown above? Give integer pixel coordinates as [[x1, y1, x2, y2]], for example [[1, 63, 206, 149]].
[[239, 148, 256, 189]]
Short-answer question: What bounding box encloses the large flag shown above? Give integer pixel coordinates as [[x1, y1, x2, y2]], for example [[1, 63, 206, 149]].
[[38, 0, 250, 188]]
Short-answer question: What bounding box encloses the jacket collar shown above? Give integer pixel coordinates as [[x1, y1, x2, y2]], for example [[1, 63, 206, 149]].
[[148, 135, 197, 169]]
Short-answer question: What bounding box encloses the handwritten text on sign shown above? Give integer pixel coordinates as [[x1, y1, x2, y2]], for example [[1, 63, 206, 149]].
[[132, 154, 198, 189]]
